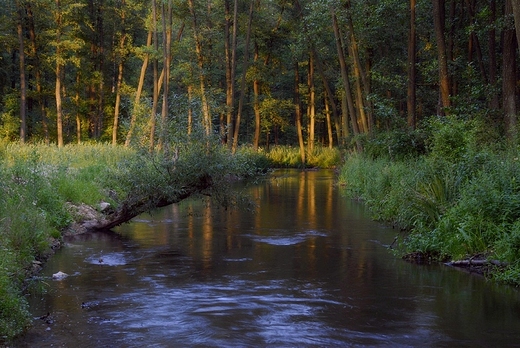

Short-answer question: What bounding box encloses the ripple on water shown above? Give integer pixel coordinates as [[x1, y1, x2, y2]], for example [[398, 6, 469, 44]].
[[85, 252, 129, 266], [247, 229, 328, 246]]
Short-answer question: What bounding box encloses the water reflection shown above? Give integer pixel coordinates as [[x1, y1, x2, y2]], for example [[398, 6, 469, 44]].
[[17, 169, 520, 347]]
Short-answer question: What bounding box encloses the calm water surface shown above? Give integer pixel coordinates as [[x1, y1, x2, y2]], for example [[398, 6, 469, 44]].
[[17, 170, 520, 347]]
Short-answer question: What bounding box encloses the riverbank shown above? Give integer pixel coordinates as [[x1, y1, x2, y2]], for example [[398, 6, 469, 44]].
[[0, 140, 267, 343], [337, 119, 520, 286]]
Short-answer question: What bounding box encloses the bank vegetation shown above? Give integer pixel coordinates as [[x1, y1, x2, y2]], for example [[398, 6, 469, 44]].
[[0, 134, 270, 342], [339, 116, 520, 286]]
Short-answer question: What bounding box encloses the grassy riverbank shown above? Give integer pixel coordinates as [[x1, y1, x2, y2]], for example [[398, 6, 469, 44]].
[[264, 145, 342, 168], [338, 117, 520, 286], [0, 139, 267, 342]]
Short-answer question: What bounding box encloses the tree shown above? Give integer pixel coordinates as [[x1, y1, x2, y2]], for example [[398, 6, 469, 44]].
[[431, 0, 451, 115], [16, 1, 26, 143], [503, 0, 517, 143], [407, 0, 417, 128], [112, 0, 128, 145], [331, 7, 361, 152], [232, 0, 254, 153]]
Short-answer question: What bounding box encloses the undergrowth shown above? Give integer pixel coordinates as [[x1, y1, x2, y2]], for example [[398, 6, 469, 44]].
[[0, 139, 266, 342], [265, 145, 341, 168], [339, 116, 520, 286]]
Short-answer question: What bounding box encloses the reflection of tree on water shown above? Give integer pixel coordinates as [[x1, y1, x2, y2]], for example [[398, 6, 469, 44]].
[[20, 169, 520, 347]]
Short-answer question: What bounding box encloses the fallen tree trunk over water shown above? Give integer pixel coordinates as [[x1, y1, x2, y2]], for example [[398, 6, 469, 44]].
[[67, 173, 213, 233]]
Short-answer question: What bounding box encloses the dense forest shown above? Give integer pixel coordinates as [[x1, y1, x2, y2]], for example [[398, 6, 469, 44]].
[[2, 0, 520, 155]]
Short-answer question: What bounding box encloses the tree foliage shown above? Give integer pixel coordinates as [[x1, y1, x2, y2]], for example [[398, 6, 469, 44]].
[[0, 0, 519, 152]]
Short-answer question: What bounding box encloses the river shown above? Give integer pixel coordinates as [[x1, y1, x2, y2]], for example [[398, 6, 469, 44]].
[[16, 169, 520, 347]]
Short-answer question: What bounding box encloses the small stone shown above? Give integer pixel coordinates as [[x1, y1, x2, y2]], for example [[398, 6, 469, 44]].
[[99, 202, 111, 212], [52, 271, 69, 280]]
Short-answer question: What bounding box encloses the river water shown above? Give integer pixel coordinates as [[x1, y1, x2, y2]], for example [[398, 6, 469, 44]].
[[16, 169, 520, 347]]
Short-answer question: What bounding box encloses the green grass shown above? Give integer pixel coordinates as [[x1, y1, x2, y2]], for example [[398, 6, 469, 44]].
[[339, 148, 520, 285], [265, 145, 342, 168], [0, 141, 268, 342]]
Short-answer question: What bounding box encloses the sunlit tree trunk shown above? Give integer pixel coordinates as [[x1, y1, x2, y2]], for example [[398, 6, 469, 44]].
[[324, 96, 333, 149], [316, 51, 339, 145], [307, 52, 315, 153], [432, 0, 451, 114], [158, 0, 172, 150], [345, 0, 371, 132], [253, 43, 261, 151], [331, 8, 361, 152], [112, 0, 126, 145], [188, 0, 211, 136], [125, 29, 152, 147], [75, 72, 82, 143], [55, 0, 64, 148], [149, 0, 159, 151], [294, 62, 306, 165]]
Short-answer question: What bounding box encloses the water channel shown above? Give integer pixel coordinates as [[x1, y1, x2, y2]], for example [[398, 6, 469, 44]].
[[16, 169, 520, 347]]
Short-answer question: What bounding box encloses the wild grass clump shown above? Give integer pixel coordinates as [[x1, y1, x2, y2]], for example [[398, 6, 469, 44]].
[[266, 145, 341, 168], [339, 115, 520, 285], [0, 140, 269, 342], [0, 143, 134, 341]]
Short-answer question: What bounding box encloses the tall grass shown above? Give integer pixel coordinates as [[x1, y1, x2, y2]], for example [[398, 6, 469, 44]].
[[0, 141, 269, 341], [0, 143, 133, 341], [266, 145, 342, 168], [338, 116, 520, 285]]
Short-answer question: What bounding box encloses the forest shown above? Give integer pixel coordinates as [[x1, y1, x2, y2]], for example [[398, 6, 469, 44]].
[[1, 0, 518, 153], [2, 0, 520, 342]]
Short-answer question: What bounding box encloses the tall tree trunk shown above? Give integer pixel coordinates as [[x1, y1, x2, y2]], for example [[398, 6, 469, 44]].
[[17, 3, 26, 143], [149, 0, 159, 151], [26, 3, 49, 143], [112, 1, 126, 146], [340, 92, 349, 143], [432, 0, 451, 114], [407, 0, 417, 129], [93, 0, 105, 139], [55, 0, 64, 148], [125, 29, 152, 147], [511, 0, 520, 53], [466, 0, 487, 83], [187, 84, 193, 134], [488, 0, 499, 110], [159, 0, 172, 150], [324, 96, 333, 149], [253, 42, 261, 150], [307, 51, 315, 153], [503, 0, 517, 143], [188, 0, 212, 136], [315, 50, 339, 145], [224, 0, 237, 148], [294, 62, 306, 165], [345, 0, 372, 132], [232, 0, 254, 153], [75, 72, 82, 143], [331, 9, 361, 152]]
